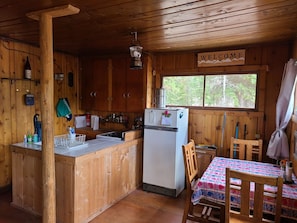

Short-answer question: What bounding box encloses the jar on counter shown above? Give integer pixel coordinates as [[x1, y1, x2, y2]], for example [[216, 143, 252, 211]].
[[86, 113, 91, 127], [23, 134, 27, 144]]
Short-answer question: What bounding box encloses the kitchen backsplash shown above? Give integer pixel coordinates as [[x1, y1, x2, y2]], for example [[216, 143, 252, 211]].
[[75, 111, 143, 131]]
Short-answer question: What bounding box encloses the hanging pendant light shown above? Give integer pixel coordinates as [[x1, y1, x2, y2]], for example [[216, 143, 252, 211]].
[[129, 32, 143, 69]]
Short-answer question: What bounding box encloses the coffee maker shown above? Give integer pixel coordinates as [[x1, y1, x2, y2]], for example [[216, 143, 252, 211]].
[[33, 114, 42, 142]]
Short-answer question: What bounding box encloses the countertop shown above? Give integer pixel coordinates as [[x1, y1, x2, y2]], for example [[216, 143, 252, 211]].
[[11, 137, 124, 158]]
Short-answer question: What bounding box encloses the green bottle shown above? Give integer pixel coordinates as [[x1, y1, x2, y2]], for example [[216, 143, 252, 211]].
[[27, 132, 32, 144]]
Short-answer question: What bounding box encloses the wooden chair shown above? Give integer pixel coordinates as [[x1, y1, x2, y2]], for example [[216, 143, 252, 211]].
[[181, 139, 225, 223], [225, 168, 283, 223], [230, 137, 263, 161]]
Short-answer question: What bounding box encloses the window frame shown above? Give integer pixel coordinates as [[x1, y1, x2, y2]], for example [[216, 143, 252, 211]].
[[160, 65, 267, 112]]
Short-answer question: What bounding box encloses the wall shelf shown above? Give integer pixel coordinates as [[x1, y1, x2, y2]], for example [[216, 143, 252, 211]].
[[1, 77, 40, 85]]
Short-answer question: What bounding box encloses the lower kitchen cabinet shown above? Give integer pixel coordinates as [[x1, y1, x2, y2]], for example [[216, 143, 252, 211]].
[[195, 146, 217, 177], [10, 138, 143, 223]]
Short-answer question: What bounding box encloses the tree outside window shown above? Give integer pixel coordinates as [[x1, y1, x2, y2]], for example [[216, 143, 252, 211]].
[[163, 73, 257, 109]]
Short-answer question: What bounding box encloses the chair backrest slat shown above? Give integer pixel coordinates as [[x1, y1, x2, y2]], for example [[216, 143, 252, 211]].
[[230, 137, 263, 161], [182, 139, 198, 184], [225, 167, 283, 223]]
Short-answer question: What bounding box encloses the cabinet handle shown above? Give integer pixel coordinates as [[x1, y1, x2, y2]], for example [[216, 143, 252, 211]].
[[122, 93, 126, 98], [90, 92, 97, 97], [127, 93, 130, 98]]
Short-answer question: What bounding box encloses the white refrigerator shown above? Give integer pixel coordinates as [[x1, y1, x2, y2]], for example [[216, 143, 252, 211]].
[[143, 107, 189, 197]]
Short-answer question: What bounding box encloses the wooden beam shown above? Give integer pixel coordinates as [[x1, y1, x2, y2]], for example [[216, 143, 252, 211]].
[[26, 4, 80, 20], [27, 4, 79, 223]]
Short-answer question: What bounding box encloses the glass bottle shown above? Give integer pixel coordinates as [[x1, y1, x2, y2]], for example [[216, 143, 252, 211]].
[[27, 132, 32, 144], [24, 56, 32, 79]]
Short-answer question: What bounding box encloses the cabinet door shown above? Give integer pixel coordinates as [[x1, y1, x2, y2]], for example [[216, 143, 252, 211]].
[[92, 59, 109, 110], [126, 67, 145, 112], [81, 59, 95, 110], [111, 57, 145, 112], [81, 58, 109, 111], [111, 57, 127, 111]]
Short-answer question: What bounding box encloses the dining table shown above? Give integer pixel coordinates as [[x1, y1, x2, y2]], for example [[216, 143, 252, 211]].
[[192, 157, 297, 220]]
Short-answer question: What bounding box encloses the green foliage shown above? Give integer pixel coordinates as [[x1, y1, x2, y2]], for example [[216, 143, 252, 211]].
[[163, 76, 204, 106], [163, 74, 257, 108]]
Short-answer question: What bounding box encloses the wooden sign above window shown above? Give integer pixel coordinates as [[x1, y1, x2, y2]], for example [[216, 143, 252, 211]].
[[197, 49, 245, 67]]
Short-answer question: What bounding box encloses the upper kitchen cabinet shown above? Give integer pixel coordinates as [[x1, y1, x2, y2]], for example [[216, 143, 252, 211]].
[[111, 56, 146, 112], [80, 57, 110, 111], [80, 55, 152, 112]]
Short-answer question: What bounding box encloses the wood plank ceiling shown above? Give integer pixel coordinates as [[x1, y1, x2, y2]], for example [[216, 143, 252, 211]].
[[0, 0, 296, 56]]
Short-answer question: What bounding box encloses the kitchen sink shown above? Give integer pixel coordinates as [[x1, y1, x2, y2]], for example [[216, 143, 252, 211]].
[[96, 131, 124, 141]]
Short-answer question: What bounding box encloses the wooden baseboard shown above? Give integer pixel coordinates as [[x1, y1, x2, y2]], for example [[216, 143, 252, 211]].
[[0, 184, 11, 194]]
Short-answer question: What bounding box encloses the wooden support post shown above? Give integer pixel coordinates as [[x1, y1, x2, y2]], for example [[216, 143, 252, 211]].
[[39, 13, 55, 223], [27, 5, 79, 223]]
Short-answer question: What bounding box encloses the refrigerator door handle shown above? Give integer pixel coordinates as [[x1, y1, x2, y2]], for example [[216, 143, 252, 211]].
[[149, 110, 155, 124], [179, 112, 184, 119]]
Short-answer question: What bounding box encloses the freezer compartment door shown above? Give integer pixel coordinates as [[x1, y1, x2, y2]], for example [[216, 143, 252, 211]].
[[144, 108, 188, 129]]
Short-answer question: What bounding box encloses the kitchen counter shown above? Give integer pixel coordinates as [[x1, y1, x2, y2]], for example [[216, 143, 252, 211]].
[[75, 127, 143, 141], [10, 135, 143, 223], [11, 137, 123, 157], [75, 127, 112, 140]]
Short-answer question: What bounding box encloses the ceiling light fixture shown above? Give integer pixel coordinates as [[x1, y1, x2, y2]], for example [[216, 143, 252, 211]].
[[129, 31, 143, 70]]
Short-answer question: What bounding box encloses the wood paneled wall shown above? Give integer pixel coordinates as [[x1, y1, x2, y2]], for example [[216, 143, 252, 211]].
[[0, 38, 294, 189], [188, 110, 264, 157], [0, 39, 81, 189], [154, 41, 292, 160]]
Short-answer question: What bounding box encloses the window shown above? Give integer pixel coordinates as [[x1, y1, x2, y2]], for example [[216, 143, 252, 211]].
[[163, 73, 257, 109]]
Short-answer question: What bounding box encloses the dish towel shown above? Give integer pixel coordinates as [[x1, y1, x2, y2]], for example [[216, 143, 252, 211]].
[[56, 98, 72, 121]]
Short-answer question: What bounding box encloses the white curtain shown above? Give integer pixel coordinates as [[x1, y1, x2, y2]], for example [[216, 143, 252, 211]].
[[267, 58, 297, 160]]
